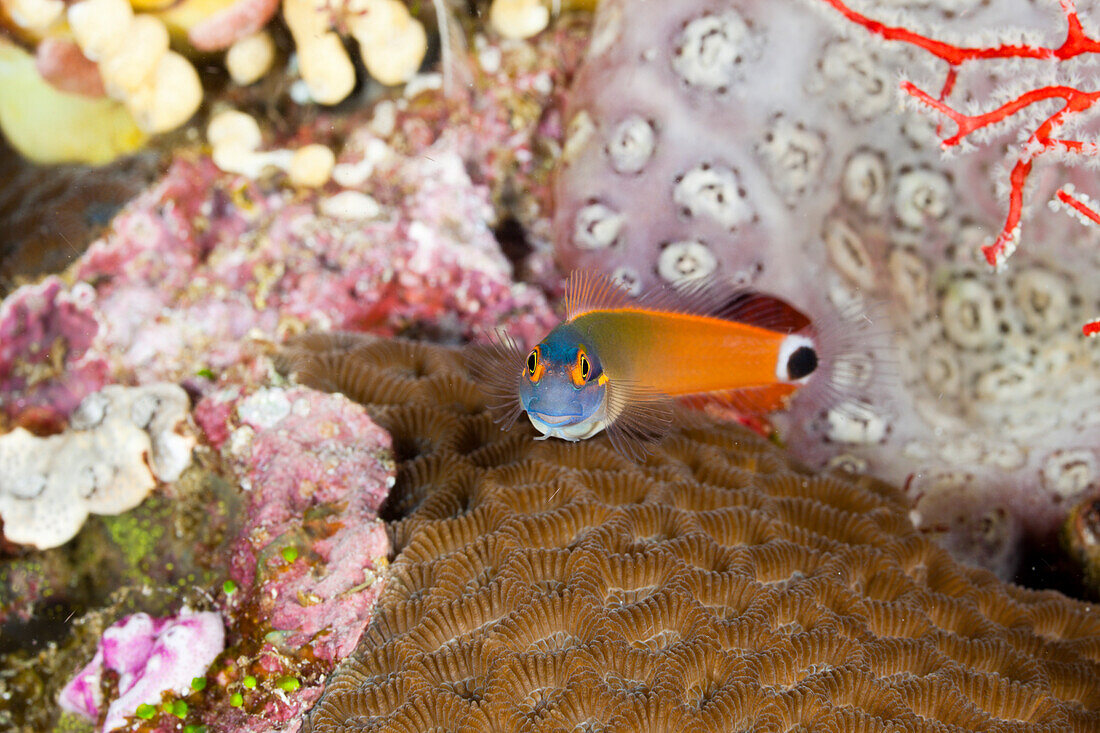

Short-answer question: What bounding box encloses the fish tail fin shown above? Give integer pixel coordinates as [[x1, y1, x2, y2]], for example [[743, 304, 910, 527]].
[[779, 295, 899, 449], [465, 330, 526, 429], [604, 380, 674, 461]]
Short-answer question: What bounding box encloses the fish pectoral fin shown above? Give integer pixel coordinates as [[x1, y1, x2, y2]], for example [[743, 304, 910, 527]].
[[605, 381, 674, 462], [465, 330, 525, 429]]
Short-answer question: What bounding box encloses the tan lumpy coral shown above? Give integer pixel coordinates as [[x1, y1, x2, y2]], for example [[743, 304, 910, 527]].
[[282, 334, 1100, 732]]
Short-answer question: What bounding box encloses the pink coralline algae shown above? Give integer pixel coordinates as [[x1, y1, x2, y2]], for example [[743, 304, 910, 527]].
[[184, 385, 393, 732], [554, 0, 1100, 578], [67, 134, 553, 386], [0, 276, 109, 425], [197, 385, 393, 664], [0, 122, 557, 409], [58, 610, 225, 732]]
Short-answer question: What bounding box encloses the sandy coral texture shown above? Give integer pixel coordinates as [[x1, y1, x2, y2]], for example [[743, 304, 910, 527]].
[[282, 335, 1100, 732]]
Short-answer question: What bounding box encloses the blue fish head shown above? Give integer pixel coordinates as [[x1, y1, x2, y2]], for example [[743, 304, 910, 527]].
[[519, 325, 607, 433]]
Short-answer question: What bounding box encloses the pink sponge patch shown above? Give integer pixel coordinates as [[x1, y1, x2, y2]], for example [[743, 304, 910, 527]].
[[58, 610, 225, 731]]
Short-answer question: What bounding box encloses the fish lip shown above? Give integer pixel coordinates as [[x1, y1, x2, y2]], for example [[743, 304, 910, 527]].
[[529, 409, 581, 426]]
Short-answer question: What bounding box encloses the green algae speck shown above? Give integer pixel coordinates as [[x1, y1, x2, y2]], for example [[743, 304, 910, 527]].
[[277, 676, 301, 692], [280, 546, 299, 563], [191, 676, 207, 691], [222, 579, 237, 595], [103, 514, 164, 572], [229, 692, 243, 707], [171, 700, 188, 718], [135, 703, 156, 719], [184, 725, 208, 733], [243, 675, 257, 689]]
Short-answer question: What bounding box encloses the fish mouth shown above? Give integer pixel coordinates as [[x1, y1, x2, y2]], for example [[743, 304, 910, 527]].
[[529, 410, 581, 427]]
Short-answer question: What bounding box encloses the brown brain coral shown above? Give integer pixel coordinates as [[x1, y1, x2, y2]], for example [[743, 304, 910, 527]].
[[282, 334, 1100, 732]]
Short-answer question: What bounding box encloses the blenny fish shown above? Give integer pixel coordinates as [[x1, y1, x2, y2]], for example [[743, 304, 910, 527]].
[[480, 270, 832, 458]]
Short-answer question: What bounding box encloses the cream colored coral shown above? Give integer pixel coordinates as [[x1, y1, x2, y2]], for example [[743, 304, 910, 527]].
[[66, 0, 201, 134], [208, 109, 291, 179], [283, 0, 356, 104], [489, 0, 550, 40], [207, 109, 262, 150], [283, 0, 427, 103], [0, 384, 194, 549], [300, 31, 357, 104], [289, 143, 336, 187], [125, 51, 202, 133], [226, 30, 276, 86], [348, 0, 426, 86], [4, 0, 64, 31], [207, 109, 334, 188], [98, 15, 169, 97], [67, 0, 133, 61]]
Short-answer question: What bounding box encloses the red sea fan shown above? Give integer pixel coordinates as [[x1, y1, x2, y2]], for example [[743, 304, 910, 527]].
[[818, 0, 1100, 334]]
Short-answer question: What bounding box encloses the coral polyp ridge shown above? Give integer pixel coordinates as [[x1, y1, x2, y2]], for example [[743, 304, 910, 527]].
[[280, 334, 1100, 732]]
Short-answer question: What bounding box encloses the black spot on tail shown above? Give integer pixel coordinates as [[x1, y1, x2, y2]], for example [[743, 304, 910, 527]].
[[787, 346, 818, 380]]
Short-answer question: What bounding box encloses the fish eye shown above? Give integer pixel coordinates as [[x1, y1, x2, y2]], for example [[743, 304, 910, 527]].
[[570, 347, 591, 388], [526, 346, 544, 382]]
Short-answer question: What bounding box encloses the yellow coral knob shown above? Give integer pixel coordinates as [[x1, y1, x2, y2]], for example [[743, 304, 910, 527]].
[[289, 143, 335, 187], [67, 0, 134, 61], [6, 0, 65, 31], [226, 30, 275, 86], [0, 36, 145, 164], [99, 14, 169, 97], [299, 32, 356, 105], [126, 50, 201, 133], [489, 0, 549, 40]]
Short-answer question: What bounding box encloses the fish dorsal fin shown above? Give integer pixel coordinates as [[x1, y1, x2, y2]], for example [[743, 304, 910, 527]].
[[564, 270, 639, 321], [642, 276, 812, 334], [709, 290, 811, 333], [564, 270, 810, 334]]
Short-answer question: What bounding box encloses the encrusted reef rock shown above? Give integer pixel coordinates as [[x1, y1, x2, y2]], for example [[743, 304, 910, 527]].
[[0, 276, 110, 424], [552, 0, 1100, 579], [196, 383, 394, 665], [281, 335, 1100, 732]]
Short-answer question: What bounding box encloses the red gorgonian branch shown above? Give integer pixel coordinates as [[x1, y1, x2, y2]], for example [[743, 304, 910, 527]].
[[1053, 184, 1100, 335], [819, 0, 1100, 336]]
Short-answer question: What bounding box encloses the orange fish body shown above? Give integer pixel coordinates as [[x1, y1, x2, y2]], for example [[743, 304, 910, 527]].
[[570, 309, 798, 395]]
